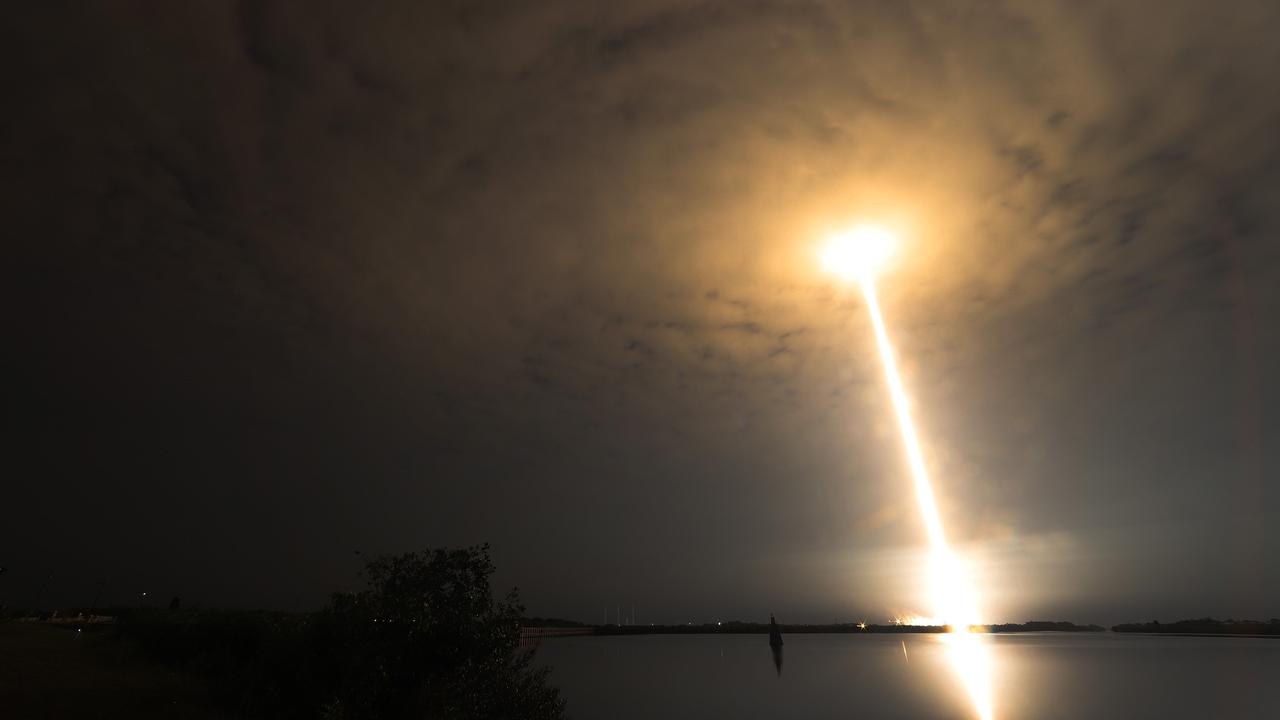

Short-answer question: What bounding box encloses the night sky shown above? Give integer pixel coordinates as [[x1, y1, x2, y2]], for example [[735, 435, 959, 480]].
[[7, 2, 1278, 626]]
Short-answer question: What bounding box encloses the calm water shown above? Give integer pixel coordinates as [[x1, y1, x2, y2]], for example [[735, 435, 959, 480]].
[[537, 633, 1279, 719]]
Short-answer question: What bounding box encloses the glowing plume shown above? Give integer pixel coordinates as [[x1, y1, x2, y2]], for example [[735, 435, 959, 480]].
[[859, 275, 994, 720]]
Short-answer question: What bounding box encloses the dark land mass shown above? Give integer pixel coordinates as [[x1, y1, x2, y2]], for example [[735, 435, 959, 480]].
[[1112, 618, 1280, 637], [986, 621, 1107, 633], [3, 546, 564, 720], [591, 620, 1104, 635], [521, 617, 592, 628], [0, 620, 234, 719]]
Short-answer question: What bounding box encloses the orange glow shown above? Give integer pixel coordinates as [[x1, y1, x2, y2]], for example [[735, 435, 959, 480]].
[[860, 278, 993, 719], [820, 225, 898, 282], [825, 247, 993, 720], [891, 614, 942, 626]]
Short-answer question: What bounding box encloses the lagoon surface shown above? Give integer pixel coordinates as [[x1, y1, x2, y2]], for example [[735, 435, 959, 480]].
[[538, 633, 1279, 719]]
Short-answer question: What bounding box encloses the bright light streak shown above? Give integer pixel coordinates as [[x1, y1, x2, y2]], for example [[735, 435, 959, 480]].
[[859, 277, 995, 720]]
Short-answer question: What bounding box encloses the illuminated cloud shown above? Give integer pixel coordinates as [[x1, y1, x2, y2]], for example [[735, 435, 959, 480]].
[[8, 1, 1279, 620]]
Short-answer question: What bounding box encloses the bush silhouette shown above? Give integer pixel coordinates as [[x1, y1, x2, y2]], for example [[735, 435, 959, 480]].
[[115, 545, 564, 719], [316, 544, 564, 719]]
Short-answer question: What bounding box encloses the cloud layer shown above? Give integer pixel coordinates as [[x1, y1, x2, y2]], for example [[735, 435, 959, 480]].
[[7, 1, 1279, 622]]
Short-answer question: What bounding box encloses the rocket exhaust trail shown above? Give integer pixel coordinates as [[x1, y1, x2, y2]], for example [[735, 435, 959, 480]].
[[859, 279, 993, 720]]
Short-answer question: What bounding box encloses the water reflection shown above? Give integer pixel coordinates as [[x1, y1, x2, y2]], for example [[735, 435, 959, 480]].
[[943, 631, 995, 720], [768, 614, 784, 677], [539, 632, 1280, 719]]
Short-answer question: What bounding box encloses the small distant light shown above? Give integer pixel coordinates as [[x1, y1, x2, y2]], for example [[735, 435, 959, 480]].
[[717, 621, 722, 627]]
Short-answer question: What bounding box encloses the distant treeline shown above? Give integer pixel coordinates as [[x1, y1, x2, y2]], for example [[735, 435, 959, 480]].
[[521, 617, 591, 628], [987, 621, 1105, 633], [595, 621, 940, 635], [592, 620, 1102, 635], [1112, 618, 1280, 636]]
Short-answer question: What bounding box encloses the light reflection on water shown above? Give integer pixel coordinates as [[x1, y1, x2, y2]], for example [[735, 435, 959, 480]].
[[538, 633, 1280, 719], [944, 631, 994, 720]]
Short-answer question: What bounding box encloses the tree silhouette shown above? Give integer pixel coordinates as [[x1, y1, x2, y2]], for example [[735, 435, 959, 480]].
[[316, 544, 564, 719]]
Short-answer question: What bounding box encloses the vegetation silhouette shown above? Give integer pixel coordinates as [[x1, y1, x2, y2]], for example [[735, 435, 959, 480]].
[[1112, 618, 1280, 636], [986, 621, 1104, 633], [112, 544, 564, 719]]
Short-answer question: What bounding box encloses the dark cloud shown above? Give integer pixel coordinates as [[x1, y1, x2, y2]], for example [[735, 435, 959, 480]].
[[5, 0, 1278, 624]]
